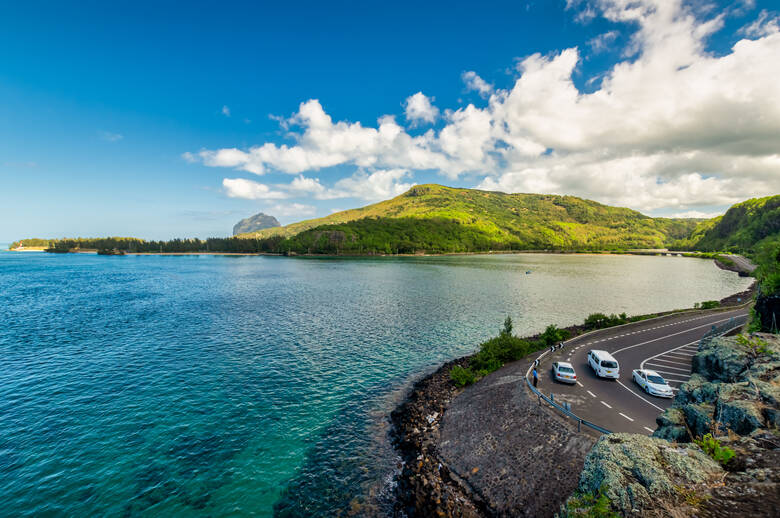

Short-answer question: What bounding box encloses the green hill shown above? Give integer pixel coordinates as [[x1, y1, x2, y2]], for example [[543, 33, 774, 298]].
[[678, 195, 780, 253], [242, 184, 699, 254]]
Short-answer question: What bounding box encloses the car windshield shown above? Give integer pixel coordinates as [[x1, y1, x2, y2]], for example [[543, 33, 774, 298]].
[[601, 361, 618, 368], [647, 375, 667, 384], [558, 366, 574, 373]]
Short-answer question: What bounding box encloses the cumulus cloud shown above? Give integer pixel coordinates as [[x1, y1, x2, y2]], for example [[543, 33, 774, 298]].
[[404, 92, 439, 125], [189, 0, 780, 214], [462, 71, 493, 97], [264, 203, 316, 218], [333, 169, 416, 201], [222, 178, 288, 199]]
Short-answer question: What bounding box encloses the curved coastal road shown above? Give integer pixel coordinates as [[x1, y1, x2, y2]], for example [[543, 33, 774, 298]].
[[531, 306, 749, 434]]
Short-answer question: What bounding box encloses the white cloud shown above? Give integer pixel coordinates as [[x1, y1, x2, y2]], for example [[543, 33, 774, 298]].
[[404, 92, 439, 125], [222, 105, 231, 117], [333, 169, 416, 201], [285, 175, 346, 200], [189, 1, 780, 214], [739, 9, 780, 38], [462, 71, 493, 97], [222, 178, 288, 199], [666, 209, 724, 219], [587, 30, 619, 53], [264, 203, 316, 218], [99, 131, 123, 142]]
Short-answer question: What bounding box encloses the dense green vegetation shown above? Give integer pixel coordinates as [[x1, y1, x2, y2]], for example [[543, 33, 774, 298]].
[[10, 238, 51, 248], [677, 195, 780, 253], [675, 195, 780, 333], [245, 184, 699, 251], [25, 236, 283, 254], [450, 317, 546, 387]]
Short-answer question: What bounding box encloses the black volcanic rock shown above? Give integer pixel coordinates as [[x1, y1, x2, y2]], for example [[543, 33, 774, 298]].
[[233, 213, 281, 236]]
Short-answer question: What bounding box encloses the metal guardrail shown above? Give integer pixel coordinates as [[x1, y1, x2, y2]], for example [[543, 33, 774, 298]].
[[524, 316, 746, 436], [525, 345, 613, 435]]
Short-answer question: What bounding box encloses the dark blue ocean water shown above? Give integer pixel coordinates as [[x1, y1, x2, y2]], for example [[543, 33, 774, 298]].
[[0, 252, 752, 516]]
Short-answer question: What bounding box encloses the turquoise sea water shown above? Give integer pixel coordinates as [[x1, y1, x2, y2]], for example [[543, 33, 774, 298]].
[[0, 252, 752, 516]]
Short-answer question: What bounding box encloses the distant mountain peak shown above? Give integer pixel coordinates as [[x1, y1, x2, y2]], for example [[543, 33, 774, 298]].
[[233, 212, 281, 236]]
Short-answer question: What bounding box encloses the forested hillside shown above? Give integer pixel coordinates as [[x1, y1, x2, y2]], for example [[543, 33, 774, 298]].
[[244, 184, 698, 252], [677, 195, 780, 253]]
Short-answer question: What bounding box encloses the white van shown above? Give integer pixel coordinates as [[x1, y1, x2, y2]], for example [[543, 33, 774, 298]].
[[588, 350, 620, 379]]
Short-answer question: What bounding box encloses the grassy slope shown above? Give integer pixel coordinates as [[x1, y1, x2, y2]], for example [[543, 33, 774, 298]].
[[678, 195, 780, 253], [242, 184, 698, 251]]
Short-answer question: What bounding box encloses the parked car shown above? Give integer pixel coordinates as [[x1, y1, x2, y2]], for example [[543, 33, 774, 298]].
[[552, 361, 577, 384], [587, 350, 620, 379], [632, 369, 674, 398]]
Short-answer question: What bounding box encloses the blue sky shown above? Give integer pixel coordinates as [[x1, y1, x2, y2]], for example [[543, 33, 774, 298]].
[[2, 1, 779, 241]]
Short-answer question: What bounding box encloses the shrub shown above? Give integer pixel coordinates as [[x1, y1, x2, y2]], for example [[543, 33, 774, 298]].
[[450, 365, 476, 387], [540, 324, 571, 346], [694, 433, 735, 466], [736, 334, 774, 357], [565, 484, 619, 518], [583, 312, 629, 330], [501, 315, 513, 336], [700, 300, 720, 309]]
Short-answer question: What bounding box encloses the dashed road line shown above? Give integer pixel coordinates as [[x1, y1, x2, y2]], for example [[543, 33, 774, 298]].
[[600, 400, 612, 409], [644, 426, 654, 433], [576, 381, 583, 387], [619, 412, 634, 422], [611, 316, 738, 356], [587, 390, 596, 398]]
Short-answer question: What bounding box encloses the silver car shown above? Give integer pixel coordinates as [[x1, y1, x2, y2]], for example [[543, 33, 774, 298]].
[[552, 361, 577, 384]]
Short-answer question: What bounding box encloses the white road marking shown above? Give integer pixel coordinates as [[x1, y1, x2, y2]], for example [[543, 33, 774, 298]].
[[640, 340, 699, 370], [576, 381, 583, 387], [665, 352, 694, 358], [601, 401, 612, 408], [647, 357, 691, 366], [620, 412, 634, 422], [644, 363, 691, 372], [658, 375, 691, 383], [587, 390, 596, 398], [644, 426, 654, 433], [616, 380, 664, 411]]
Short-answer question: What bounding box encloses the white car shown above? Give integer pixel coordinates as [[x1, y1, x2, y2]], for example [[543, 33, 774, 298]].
[[632, 369, 674, 398], [587, 350, 620, 379], [552, 361, 577, 384]]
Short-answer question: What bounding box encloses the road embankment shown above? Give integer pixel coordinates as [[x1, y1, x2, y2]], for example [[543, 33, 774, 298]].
[[389, 275, 757, 516], [561, 333, 779, 517]]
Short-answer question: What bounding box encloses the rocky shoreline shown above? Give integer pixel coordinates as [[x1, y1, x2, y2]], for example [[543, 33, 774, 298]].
[[562, 332, 779, 517], [388, 277, 757, 517]]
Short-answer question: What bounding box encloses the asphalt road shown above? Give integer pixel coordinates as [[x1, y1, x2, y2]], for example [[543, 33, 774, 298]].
[[725, 254, 757, 273], [531, 307, 749, 434]]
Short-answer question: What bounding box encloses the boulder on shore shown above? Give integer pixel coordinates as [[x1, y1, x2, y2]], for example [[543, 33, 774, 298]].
[[566, 433, 722, 515]]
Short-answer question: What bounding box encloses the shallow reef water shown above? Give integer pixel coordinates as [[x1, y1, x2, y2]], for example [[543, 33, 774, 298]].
[[0, 252, 751, 516]]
